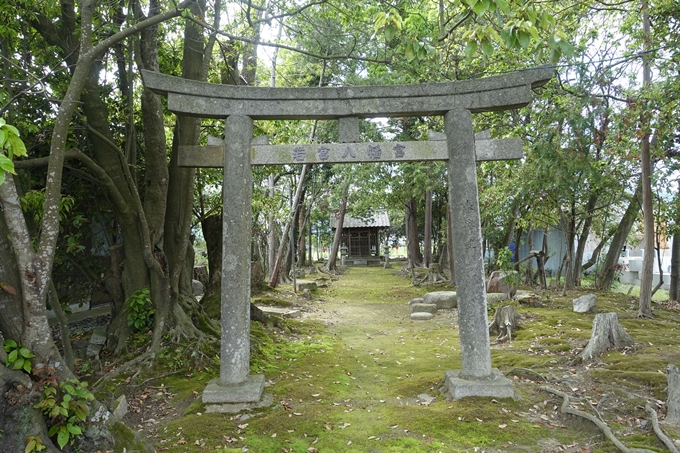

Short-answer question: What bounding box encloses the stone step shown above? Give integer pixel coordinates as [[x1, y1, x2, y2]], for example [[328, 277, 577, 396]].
[[258, 306, 302, 319]]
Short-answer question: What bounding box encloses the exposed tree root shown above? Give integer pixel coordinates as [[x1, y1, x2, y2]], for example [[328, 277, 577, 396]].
[[645, 403, 680, 453], [542, 386, 656, 453], [505, 367, 547, 382], [93, 351, 153, 393]]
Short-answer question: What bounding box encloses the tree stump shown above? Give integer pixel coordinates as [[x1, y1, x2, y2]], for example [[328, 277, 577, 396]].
[[488, 305, 519, 342], [193, 265, 209, 287], [427, 263, 446, 283], [581, 313, 634, 362], [667, 364, 680, 425]]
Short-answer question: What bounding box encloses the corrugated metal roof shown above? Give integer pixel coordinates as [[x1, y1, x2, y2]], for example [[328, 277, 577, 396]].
[[330, 212, 390, 229]]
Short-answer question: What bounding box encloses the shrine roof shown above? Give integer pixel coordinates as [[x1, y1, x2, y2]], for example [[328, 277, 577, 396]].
[[331, 212, 390, 230]]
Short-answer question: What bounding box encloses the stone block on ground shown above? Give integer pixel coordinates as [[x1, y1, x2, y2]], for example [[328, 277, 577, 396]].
[[410, 312, 435, 321], [259, 306, 302, 319], [408, 297, 424, 306], [423, 291, 457, 309], [291, 270, 306, 278], [573, 294, 597, 313], [86, 344, 103, 357], [89, 326, 107, 345], [111, 395, 128, 423], [192, 279, 204, 297], [516, 293, 542, 308], [296, 280, 317, 291], [411, 303, 438, 314], [486, 271, 517, 297], [486, 293, 509, 304]]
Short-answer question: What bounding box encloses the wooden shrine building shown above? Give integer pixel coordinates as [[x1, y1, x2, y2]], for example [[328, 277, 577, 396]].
[[331, 212, 390, 265]]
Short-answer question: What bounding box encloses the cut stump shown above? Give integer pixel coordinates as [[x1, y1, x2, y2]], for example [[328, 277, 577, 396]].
[[581, 312, 633, 362], [667, 364, 680, 425], [488, 305, 519, 342]]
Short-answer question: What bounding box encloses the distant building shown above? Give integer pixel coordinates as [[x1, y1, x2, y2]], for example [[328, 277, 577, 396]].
[[330, 212, 390, 266]]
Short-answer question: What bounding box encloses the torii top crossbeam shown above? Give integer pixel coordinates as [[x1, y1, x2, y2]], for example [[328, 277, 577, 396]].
[[141, 67, 553, 119]]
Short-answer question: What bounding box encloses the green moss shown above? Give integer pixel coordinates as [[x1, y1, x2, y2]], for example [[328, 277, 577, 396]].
[[200, 290, 221, 319], [109, 420, 154, 452], [140, 270, 680, 453], [588, 369, 668, 398]]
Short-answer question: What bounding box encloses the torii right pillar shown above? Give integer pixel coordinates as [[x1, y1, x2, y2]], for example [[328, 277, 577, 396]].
[[442, 108, 515, 400]]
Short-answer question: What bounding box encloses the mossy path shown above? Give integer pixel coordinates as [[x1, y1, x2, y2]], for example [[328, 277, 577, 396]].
[[129, 267, 680, 453]]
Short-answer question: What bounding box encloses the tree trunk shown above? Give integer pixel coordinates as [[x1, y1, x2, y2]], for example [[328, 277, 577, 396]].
[[202, 213, 222, 292], [562, 208, 576, 290], [0, 207, 25, 342], [573, 194, 598, 285], [48, 281, 74, 372], [447, 204, 455, 285], [667, 364, 680, 425], [670, 231, 680, 301], [581, 312, 634, 362], [297, 201, 307, 267], [324, 174, 351, 273], [424, 189, 433, 268], [1, 1, 197, 449], [581, 233, 609, 274], [638, 0, 654, 318], [651, 228, 664, 297], [269, 165, 310, 286], [268, 174, 278, 280], [502, 203, 520, 249], [525, 230, 535, 285], [406, 198, 423, 268], [599, 181, 642, 291]]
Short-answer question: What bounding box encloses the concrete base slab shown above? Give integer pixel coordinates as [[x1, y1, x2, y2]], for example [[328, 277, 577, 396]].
[[202, 374, 265, 404], [205, 393, 274, 414], [442, 368, 515, 400]]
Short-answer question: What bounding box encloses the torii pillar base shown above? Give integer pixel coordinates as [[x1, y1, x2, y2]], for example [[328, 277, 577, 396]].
[[203, 375, 265, 403], [442, 369, 515, 401]]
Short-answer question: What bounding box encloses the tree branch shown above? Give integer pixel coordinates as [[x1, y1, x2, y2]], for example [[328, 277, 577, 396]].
[[187, 16, 390, 64]]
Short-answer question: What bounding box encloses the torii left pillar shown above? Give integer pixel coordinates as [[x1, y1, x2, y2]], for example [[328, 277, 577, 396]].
[[202, 115, 266, 408]]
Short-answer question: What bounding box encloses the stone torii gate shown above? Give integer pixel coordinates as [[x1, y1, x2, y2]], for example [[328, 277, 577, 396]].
[[143, 67, 553, 407]]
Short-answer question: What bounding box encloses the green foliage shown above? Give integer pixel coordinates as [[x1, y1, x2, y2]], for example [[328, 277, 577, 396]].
[[3, 339, 35, 373], [20, 189, 76, 226], [0, 117, 28, 186], [34, 379, 94, 449], [24, 436, 46, 453], [495, 247, 521, 287], [124, 288, 155, 329]]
